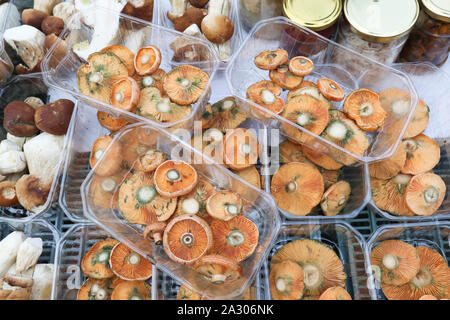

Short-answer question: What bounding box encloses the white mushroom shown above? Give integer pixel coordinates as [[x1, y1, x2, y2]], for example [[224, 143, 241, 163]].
[[23, 132, 65, 185], [6, 133, 26, 149], [34, 0, 62, 15], [0, 140, 22, 154], [0, 231, 25, 278], [30, 264, 54, 300], [0, 150, 27, 175], [52, 1, 75, 25], [15, 238, 43, 274], [3, 263, 35, 290], [24, 96, 45, 110], [3, 25, 46, 70]]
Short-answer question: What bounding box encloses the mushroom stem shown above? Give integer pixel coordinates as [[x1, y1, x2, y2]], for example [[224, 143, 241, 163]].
[[382, 254, 399, 270], [424, 187, 439, 204], [302, 263, 321, 290], [275, 278, 286, 292], [327, 121, 348, 140], [211, 274, 227, 284], [411, 268, 432, 288], [359, 103, 374, 116], [154, 232, 162, 245]]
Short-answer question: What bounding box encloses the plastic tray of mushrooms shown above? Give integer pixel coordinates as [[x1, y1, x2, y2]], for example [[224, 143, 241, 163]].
[[0, 0, 156, 84], [0, 73, 77, 223], [79, 122, 280, 299], [226, 17, 421, 166], [155, 0, 243, 68], [365, 222, 450, 300], [41, 5, 220, 131], [369, 62, 450, 221], [0, 219, 59, 300]]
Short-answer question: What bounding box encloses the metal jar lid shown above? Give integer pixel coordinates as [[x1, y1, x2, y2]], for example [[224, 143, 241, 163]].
[[421, 0, 450, 23], [344, 0, 420, 42], [282, 0, 343, 32]]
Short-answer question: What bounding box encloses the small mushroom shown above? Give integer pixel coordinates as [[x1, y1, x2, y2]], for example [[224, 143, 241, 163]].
[[201, 14, 234, 44], [3, 101, 38, 137], [41, 16, 65, 36], [34, 99, 75, 135], [173, 7, 206, 32], [15, 175, 51, 212], [0, 151, 27, 175], [143, 222, 166, 245], [21, 9, 49, 29], [0, 181, 19, 207]]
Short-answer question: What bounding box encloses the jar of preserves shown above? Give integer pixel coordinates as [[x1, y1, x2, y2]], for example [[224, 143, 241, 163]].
[[239, 0, 284, 33], [399, 0, 450, 66], [279, 0, 342, 58], [333, 0, 419, 68]]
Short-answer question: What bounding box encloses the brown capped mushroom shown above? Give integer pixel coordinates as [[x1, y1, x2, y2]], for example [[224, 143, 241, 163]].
[[35, 99, 74, 135], [15, 175, 50, 212], [0, 181, 19, 207], [41, 16, 65, 36], [173, 7, 206, 32], [201, 14, 234, 44], [3, 101, 38, 137], [21, 9, 48, 29]]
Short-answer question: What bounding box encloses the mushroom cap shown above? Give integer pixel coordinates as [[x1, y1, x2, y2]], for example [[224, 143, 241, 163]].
[[405, 172, 446, 216], [271, 239, 347, 297], [136, 87, 191, 123], [0, 181, 19, 207], [15, 175, 51, 212], [320, 180, 351, 216], [246, 80, 284, 115], [382, 246, 450, 300], [201, 14, 234, 44], [279, 140, 310, 164], [143, 222, 167, 238], [101, 45, 136, 76], [3, 101, 38, 137], [200, 103, 216, 130], [254, 49, 289, 70], [369, 142, 406, 180], [77, 51, 129, 103], [134, 149, 167, 173], [371, 174, 415, 216], [97, 110, 129, 132], [194, 254, 242, 284], [110, 76, 140, 112], [404, 99, 429, 139], [134, 45, 162, 76], [163, 215, 212, 265], [163, 65, 209, 106], [77, 278, 114, 300], [210, 215, 259, 262], [223, 128, 259, 170], [317, 78, 345, 102], [81, 238, 118, 279], [302, 145, 343, 170], [343, 88, 386, 131], [282, 95, 329, 143], [269, 260, 304, 300], [289, 56, 315, 77], [401, 134, 440, 175], [206, 190, 243, 221], [269, 65, 303, 90], [118, 128, 156, 171], [110, 280, 151, 300], [154, 160, 198, 198], [133, 68, 166, 92], [175, 178, 215, 220], [287, 84, 333, 109], [173, 7, 206, 32], [89, 174, 123, 210], [34, 99, 75, 135], [89, 135, 123, 177], [270, 162, 324, 216], [109, 242, 152, 281], [318, 286, 352, 300], [370, 240, 420, 286], [231, 165, 262, 204], [210, 97, 247, 131]]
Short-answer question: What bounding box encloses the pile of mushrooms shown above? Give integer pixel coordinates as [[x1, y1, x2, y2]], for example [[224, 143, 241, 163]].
[[0, 98, 74, 213], [168, 0, 235, 60]]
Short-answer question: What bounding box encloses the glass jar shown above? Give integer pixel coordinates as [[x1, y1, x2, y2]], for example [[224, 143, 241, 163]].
[[279, 0, 342, 58], [399, 0, 450, 66], [334, 0, 419, 67], [239, 0, 284, 33]]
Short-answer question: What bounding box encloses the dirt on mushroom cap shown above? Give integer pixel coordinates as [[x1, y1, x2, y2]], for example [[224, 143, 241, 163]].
[[269, 260, 304, 300], [404, 99, 430, 139], [271, 162, 324, 216]]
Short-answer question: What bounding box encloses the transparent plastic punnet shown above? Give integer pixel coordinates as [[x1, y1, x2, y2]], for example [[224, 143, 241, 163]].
[[365, 222, 449, 300], [155, 0, 243, 68], [41, 6, 219, 130], [0, 219, 60, 300], [0, 73, 78, 223], [369, 62, 450, 221], [262, 221, 369, 300], [226, 17, 419, 165], [0, 2, 15, 86], [80, 123, 280, 299], [52, 223, 156, 300]]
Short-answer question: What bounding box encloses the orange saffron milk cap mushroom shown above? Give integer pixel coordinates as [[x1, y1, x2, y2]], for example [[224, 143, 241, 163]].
[[111, 280, 152, 300], [134, 68, 167, 92], [81, 238, 119, 279], [101, 45, 136, 76], [210, 97, 247, 132], [109, 242, 152, 281], [254, 49, 289, 70], [370, 240, 420, 286], [269, 260, 304, 300], [194, 254, 242, 284], [110, 76, 140, 112], [77, 278, 115, 300], [206, 190, 244, 221], [403, 99, 430, 139], [269, 64, 304, 90], [289, 56, 315, 77], [163, 215, 213, 265], [270, 162, 324, 216], [401, 134, 440, 175], [210, 215, 259, 262], [320, 180, 351, 216], [134, 149, 166, 173], [246, 80, 285, 115], [317, 78, 345, 102], [404, 172, 446, 216], [319, 286, 352, 300], [177, 285, 203, 300], [154, 160, 198, 198], [343, 88, 387, 131], [89, 174, 123, 210], [97, 111, 129, 132], [302, 145, 344, 170], [176, 178, 215, 220], [134, 45, 162, 76], [369, 142, 407, 180], [223, 128, 259, 170], [90, 135, 123, 177]]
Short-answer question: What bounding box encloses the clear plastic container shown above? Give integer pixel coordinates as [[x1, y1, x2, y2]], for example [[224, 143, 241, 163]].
[[0, 73, 78, 223], [155, 0, 243, 68], [0, 219, 60, 300], [80, 122, 280, 299], [226, 17, 419, 165], [0, 2, 17, 86], [239, 0, 284, 33], [369, 62, 450, 221], [52, 223, 156, 300], [41, 6, 219, 130], [365, 221, 449, 300], [263, 133, 371, 221], [262, 221, 369, 300]]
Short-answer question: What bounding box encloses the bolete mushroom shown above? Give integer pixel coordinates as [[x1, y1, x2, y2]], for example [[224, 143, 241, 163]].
[[34, 99, 75, 135], [3, 101, 38, 137], [15, 175, 51, 212], [201, 14, 234, 44]]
